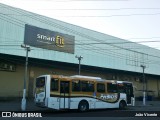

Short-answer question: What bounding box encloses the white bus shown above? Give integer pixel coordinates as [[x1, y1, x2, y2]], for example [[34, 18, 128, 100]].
[[34, 75, 129, 111]]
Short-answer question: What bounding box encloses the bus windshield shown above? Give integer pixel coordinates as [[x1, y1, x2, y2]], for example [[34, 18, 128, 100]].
[[36, 77, 45, 88]]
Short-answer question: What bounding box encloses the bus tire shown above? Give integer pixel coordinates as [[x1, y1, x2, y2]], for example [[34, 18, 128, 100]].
[[78, 100, 89, 112], [119, 100, 127, 110]]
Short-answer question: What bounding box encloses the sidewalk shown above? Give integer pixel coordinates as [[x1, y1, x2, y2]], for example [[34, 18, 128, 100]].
[[0, 99, 47, 111], [129, 100, 160, 111], [0, 99, 160, 111]]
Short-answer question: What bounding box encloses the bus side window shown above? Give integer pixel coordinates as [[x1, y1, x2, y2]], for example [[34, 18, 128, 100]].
[[50, 78, 59, 91], [72, 80, 80, 92], [88, 82, 94, 92], [81, 81, 94, 92], [60, 82, 69, 93], [81, 81, 87, 92], [97, 83, 105, 92], [117, 83, 125, 93], [107, 83, 117, 93]]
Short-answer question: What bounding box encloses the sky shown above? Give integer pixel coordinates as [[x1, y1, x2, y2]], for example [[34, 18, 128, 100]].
[[1, 0, 160, 50]]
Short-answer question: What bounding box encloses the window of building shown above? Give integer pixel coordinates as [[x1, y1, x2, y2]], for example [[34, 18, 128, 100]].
[[0, 61, 16, 72], [97, 83, 105, 92]]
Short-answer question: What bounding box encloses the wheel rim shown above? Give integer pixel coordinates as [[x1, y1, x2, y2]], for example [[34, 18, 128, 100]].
[[80, 104, 86, 111]]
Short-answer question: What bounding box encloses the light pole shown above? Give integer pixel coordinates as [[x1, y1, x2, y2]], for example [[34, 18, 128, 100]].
[[21, 44, 30, 111], [75, 55, 83, 75], [140, 64, 146, 106]]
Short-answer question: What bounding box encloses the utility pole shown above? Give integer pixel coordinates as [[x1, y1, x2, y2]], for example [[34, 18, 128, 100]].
[[21, 44, 30, 111], [75, 55, 83, 75], [140, 64, 146, 106]]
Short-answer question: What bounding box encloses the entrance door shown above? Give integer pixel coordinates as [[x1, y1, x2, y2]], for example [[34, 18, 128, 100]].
[[124, 83, 134, 104], [60, 81, 70, 109]]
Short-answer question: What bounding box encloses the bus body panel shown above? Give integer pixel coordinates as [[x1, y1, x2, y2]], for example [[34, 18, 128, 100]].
[[47, 97, 60, 110]]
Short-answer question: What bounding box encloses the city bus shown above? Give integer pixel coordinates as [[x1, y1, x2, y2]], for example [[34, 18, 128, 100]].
[[117, 81, 135, 106], [34, 75, 128, 111]]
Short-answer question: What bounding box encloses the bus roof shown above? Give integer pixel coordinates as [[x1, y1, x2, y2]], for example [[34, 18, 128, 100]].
[[70, 75, 102, 80], [37, 74, 117, 83], [117, 80, 133, 84]]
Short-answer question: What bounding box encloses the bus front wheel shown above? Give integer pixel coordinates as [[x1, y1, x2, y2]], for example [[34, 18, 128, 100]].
[[78, 100, 89, 112]]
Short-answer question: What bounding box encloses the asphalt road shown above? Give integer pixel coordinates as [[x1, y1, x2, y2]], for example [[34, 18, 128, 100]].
[[0, 100, 160, 120]]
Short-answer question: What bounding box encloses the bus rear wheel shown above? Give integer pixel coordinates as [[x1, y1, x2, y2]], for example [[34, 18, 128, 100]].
[[119, 101, 127, 110], [78, 100, 89, 112]]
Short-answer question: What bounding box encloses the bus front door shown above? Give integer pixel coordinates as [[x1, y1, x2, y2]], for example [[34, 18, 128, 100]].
[[124, 83, 134, 104], [60, 81, 70, 109]]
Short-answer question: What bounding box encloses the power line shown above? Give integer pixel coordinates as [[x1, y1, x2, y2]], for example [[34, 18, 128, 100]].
[[55, 0, 132, 1], [0, 16, 24, 28], [0, 45, 160, 66], [2, 6, 160, 11], [59, 13, 160, 17], [30, 8, 160, 11], [1, 46, 160, 66], [1, 12, 160, 18], [1, 35, 160, 45]]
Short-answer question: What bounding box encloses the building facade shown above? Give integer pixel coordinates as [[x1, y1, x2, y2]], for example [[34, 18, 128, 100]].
[[0, 3, 160, 99]]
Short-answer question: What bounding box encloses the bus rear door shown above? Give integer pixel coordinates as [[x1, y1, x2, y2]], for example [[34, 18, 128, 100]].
[[60, 81, 70, 109]]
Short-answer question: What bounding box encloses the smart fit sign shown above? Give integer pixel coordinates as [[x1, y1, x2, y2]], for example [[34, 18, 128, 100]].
[[24, 24, 75, 54]]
